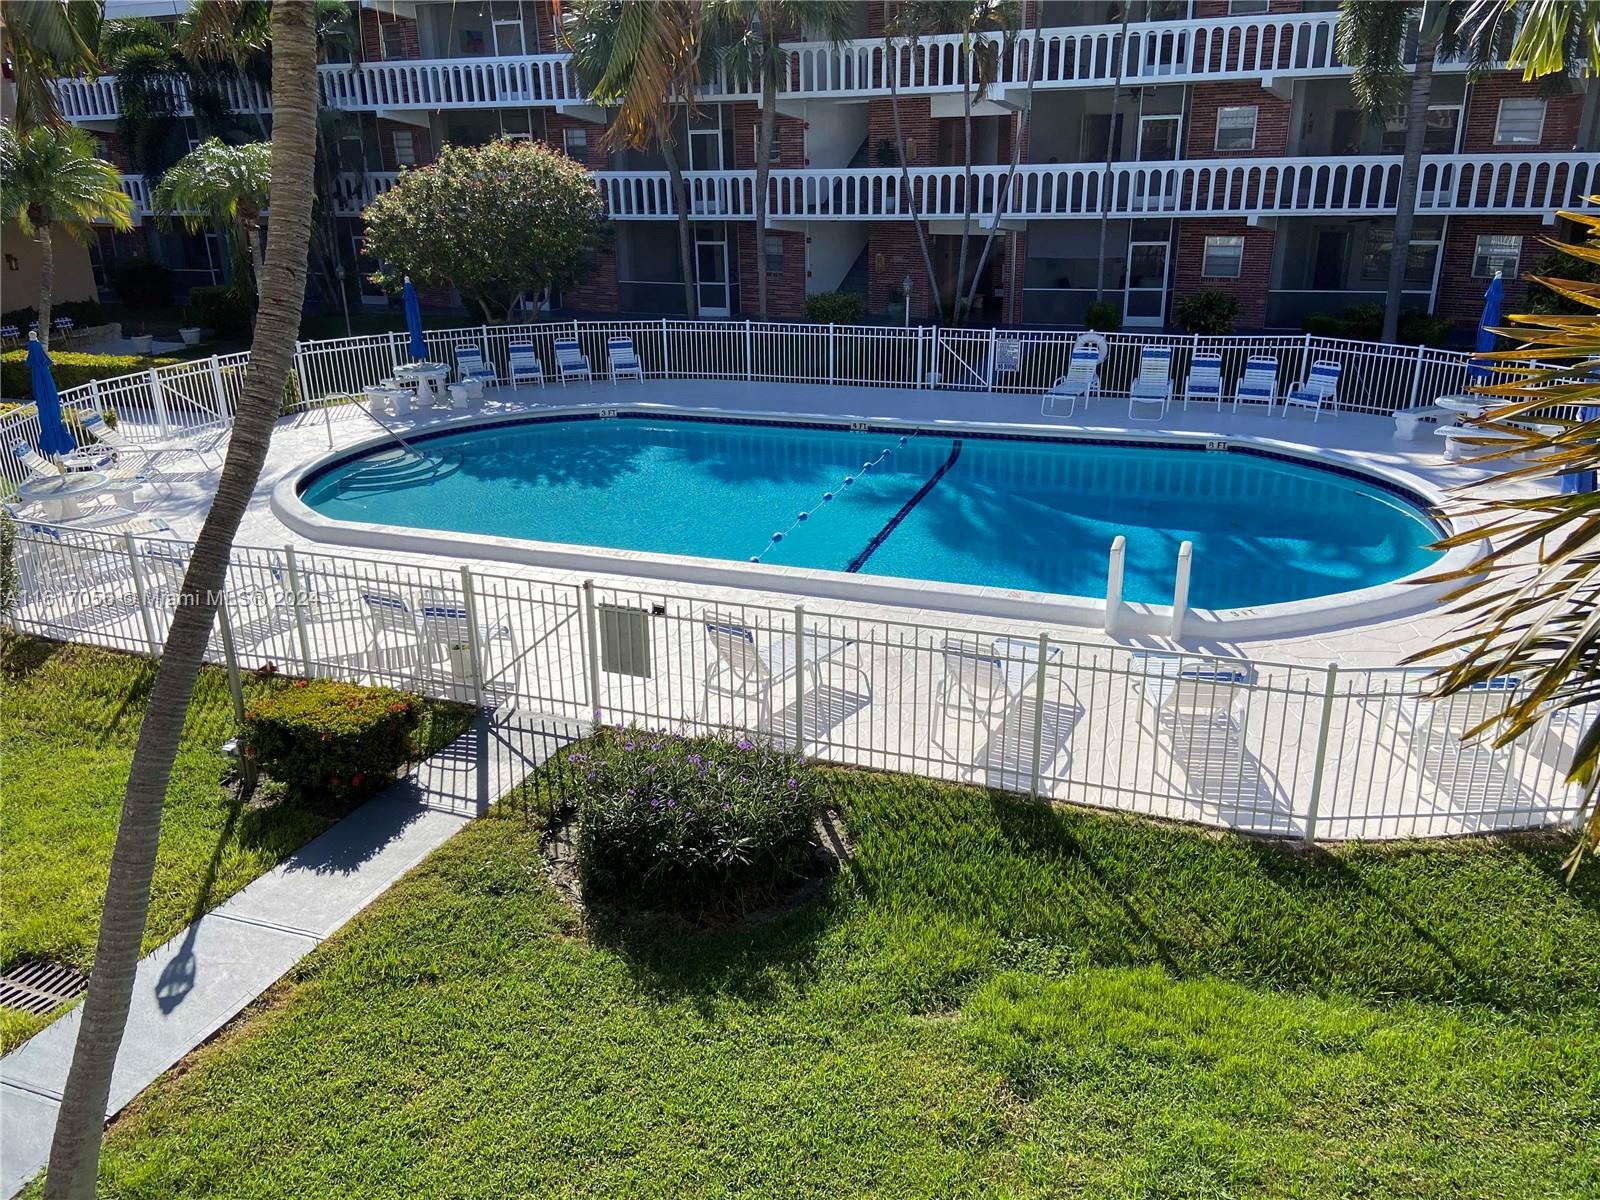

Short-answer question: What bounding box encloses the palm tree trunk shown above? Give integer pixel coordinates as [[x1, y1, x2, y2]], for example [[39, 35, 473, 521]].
[[963, 17, 1039, 319], [36, 219, 55, 353], [756, 67, 776, 319], [659, 121, 699, 320], [885, 3, 941, 321], [1382, 33, 1437, 344], [1095, 4, 1131, 304], [42, 6, 318, 1196], [953, 35, 974, 326]]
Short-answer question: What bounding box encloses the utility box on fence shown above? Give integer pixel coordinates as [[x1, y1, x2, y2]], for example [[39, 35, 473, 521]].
[[598, 602, 652, 678]]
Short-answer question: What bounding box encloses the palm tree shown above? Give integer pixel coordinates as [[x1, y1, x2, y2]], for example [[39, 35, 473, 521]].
[[564, 0, 704, 319], [0, 124, 134, 351], [880, 0, 943, 320], [1411, 207, 1600, 872], [43, 2, 319, 1193], [1472, 0, 1600, 78], [152, 138, 273, 299], [705, 0, 853, 318], [888, 0, 1018, 325], [0, 0, 102, 129], [1338, 1, 1488, 344]]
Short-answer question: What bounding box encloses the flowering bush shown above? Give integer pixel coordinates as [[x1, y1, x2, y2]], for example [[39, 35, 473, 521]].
[[243, 680, 422, 802], [569, 729, 820, 909]]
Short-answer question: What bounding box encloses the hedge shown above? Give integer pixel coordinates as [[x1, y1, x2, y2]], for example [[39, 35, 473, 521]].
[[0, 351, 184, 402], [243, 679, 423, 802]]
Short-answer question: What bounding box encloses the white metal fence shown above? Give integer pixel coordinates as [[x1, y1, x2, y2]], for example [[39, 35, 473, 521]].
[[5, 521, 1582, 844]]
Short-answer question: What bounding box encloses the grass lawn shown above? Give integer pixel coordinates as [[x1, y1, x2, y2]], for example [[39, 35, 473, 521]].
[[0, 636, 474, 1052], [72, 764, 1600, 1199]]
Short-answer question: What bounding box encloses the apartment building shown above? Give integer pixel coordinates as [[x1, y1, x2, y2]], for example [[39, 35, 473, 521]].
[[54, 0, 1600, 332]]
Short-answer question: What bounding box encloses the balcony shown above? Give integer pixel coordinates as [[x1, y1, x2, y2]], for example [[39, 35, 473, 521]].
[[588, 154, 1598, 223], [48, 73, 272, 123], [51, 10, 1489, 123]]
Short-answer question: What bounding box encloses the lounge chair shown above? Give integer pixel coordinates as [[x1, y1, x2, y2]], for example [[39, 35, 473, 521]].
[[1232, 355, 1279, 412], [1282, 360, 1342, 422], [932, 636, 1059, 754], [52, 316, 75, 345], [701, 619, 855, 731], [80, 412, 219, 475], [11, 438, 163, 506], [1132, 650, 1254, 736], [508, 342, 545, 388], [0, 324, 20, 349], [553, 338, 592, 384], [454, 344, 499, 389], [607, 337, 643, 383], [1127, 346, 1174, 421], [1041, 349, 1102, 419], [1181, 352, 1224, 410]]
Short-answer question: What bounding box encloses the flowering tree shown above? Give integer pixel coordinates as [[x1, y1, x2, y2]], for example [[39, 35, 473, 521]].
[[362, 138, 609, 323]]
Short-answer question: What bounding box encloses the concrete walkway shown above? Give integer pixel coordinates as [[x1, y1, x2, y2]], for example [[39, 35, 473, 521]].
[[0, 713, 575, 1198]]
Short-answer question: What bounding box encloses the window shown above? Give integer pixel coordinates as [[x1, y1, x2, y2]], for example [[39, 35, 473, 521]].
[[1228, 0, 1270, 13], [1359, 229, 1441, 287], [392, 129, 416, 167], [1214, 106, 1258, 152], [1379, 104, 1461, 153], [1202, 235, 1245, 279], [764, 235, 784, 272], [1473, 234, 1522, 278], [753, 127, 780, 163], [563, 127, 588, 159], [380, 21, 406, 60], [1494, 97, 1546, 145]]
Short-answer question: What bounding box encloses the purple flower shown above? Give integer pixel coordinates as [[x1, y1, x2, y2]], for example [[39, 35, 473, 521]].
[[651, 798, 661, 807], [585, 771, 596, 781], [687, 753, 702, 765], [721, 802, 730, 811], [623, 741, 635, 751], [667, 798, 676, 807], [737, 737, 754, 751], [787, 778, 798, 789]]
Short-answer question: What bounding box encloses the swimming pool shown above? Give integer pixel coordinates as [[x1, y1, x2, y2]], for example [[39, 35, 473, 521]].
[[297, 414, 1445, 611]]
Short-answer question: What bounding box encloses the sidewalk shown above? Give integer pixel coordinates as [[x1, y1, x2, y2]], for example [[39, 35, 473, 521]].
[[0, 714, 574, 1198]]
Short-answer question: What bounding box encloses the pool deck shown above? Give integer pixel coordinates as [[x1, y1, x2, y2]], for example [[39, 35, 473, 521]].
[[126, 376, 1545, 669]]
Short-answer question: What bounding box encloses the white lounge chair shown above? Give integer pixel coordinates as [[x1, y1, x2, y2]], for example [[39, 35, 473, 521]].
[[1181, 352, 1224, 410], [701, 619, 855, 731], [454, 344, 499, 389], [932, 636, 1059, 754], [553, 338, 592, 384], [79, 412, 217, 476], [1132, 650, 1255, 737], [1127, 346, 1174, 421], [11, 438, 163, 506], [52, 316, 75, 345], [1232, 355, 1279, 412], [1282, 360, 1342, 422], [607, 336, 643, 383], [1041, 349, 1102, 419], [507, 342, 544, 389]]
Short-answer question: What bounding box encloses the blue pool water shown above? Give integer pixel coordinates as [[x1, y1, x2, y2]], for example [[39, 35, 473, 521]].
[[300, 416, 1444, 609]]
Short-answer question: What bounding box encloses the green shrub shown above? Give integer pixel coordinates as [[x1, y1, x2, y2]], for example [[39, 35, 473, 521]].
[[1174, 288, 1241, 334], [1302, 303, 1451, 347], [243, 679, 422, 801], [0, 350, 182, 401], [108, 257, 175, 310], [1085, 300, 1121, 332], [188, 285, 253, 339], [567, 728, 821, 910], [1, 300, 108, 331], [1396, 309, 1453, 348], [803, 291, 866, 324]]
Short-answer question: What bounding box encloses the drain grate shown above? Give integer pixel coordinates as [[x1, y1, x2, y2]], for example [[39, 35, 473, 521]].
[[0, 960, 89, 1014]]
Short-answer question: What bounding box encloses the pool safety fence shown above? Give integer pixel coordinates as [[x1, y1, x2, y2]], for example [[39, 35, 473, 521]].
[[6, 520, 1586, 845], [0, 320, 1546, 493]]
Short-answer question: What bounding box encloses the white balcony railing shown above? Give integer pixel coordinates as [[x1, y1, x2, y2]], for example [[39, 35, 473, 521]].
[[51, 10, 1494, 123], [49, 72, 271, 122]]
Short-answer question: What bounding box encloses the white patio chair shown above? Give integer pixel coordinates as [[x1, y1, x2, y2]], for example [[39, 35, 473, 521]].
[[700, 619, 855, 731], [0, 324, 20, 348], [454, 343, 499, 388], [1232, 355, 1279, 412], [360, 590, 423, 676], [553, 338, 592, 384], [1127, 346, 1174, 421], [1281, 360, 1342, 422], [418, 598, 521, 695], [1181, 352, 1224, 410], [508, 342, 545, 389], [1132, 650, 1254, 738], [932, 636, 1059, 754], [79, 411, 220, 475], [607, 336, 643, 383], [52, 316, 75, 345], [1041, 349, 1101, 419]]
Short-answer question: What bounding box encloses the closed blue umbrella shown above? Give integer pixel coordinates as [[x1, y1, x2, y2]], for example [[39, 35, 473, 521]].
[[27, 332, 76, 461], [402, 276, 427, 360], [1468, 271, 1503, 382]]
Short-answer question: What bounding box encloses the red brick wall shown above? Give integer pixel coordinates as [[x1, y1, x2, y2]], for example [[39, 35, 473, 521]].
[[1185, 83, 1290, 158], [1461, 75, 1583, 152], [375, 120, 433, 171], [544, 112, 610, 169], [734, 226, 806, 317], [563, 246, 620, 312], [867, 96, 935, 168], [360, 10, 419, 61], [867, 223, 937, 319], [1436, 216, 1548, 325], [1173, 218, 1276, 330], [728, 101, 805, 168]]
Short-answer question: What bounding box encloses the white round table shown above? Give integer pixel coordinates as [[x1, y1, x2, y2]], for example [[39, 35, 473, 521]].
[[1435, 394, 1492, 419], [16, 471, 107, 520], [395, 363, 450, 408]]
